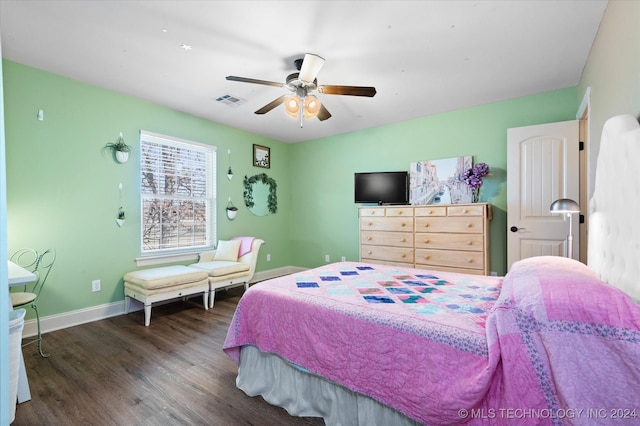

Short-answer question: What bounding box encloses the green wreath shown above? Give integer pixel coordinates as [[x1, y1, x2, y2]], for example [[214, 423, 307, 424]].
[[243, 173, 277, 214]]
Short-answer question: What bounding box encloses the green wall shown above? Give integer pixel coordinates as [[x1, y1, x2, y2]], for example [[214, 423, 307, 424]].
[[3, 60, 290, 317], [289, 88, 579, 274], [4, 59, 579, 320]]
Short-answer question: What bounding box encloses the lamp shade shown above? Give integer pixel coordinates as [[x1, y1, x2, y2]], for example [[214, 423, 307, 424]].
[[304, 95, 321, 118], [284, 96, 300, 118], [550, 198, 580, 213]]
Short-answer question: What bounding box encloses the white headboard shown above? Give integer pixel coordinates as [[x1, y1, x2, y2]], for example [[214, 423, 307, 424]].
[[588, 114, 640, 301]]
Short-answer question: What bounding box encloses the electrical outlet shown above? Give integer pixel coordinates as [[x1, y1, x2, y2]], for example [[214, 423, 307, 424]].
[[92, 279, 101, 292], [325, 254, 330, 262], [266, 254, 271, 262], [341, 256, 346, 262]]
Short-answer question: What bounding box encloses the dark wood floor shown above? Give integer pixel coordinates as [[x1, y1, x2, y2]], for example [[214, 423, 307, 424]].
[[13, 288, 325, 425]]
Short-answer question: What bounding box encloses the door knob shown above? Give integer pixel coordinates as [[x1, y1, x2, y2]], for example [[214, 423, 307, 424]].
[[510, 226, 525, 232]]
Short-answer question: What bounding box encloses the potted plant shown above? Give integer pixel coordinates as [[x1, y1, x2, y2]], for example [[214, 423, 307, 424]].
[[105, 132, 131, 163]]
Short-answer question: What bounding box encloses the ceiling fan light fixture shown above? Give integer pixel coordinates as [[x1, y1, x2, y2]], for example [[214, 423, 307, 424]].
[[304, 95, 321, 118], [284, 95, 300, 118]]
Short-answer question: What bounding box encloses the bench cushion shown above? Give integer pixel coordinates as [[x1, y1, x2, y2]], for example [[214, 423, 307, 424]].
[[189, 261, 250, 277], [123, 265, 208, 290]]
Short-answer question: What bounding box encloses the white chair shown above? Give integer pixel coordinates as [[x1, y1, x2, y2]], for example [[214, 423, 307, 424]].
[[189, 238, 264, 307]]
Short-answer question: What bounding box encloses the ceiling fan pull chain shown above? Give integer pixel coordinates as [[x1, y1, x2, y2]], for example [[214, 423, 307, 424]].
[[299, 97, 305, 128]]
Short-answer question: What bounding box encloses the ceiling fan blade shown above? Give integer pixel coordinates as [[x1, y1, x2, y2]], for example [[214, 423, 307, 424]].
[[299, 53, 325, 83], [317, 104, 332, 121], [318, 85, 377, 97], [226, 75, 283, 88], [255, 95, 286, 115]]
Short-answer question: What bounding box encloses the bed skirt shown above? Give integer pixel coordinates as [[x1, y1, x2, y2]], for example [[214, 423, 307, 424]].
[[238, 345, 420, 426]]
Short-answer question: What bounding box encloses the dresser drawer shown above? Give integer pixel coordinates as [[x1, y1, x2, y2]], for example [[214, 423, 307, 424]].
[[361, 217, 414, 232], [447, 204, 485, 217], [416, 264, 485, 276], [359, 207, 386, 217], [414, 233, 484, 251], [361, 245, 414, 264], [385, 207, 413, 217], [415, 249, 484, 270], [361, 231, 413, 247], [414, 206, 447, 217], [415, 216, 483, 234]]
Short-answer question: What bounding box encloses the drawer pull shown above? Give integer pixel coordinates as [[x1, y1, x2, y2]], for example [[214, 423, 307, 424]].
[[424, 223, 430, 228], [467, 241, 472, 245], [398, 210, 404, 215], [467, 259, 474, 263], [424, 255, 431, 260], [467, 223, 473, 228], [401, 254, 406, 258], [401, 223, 406, 227], [428, 210, 434, 215], [367, 236, 373, 241], [368, 250, 373, 255], [401, 238, 406, 242], [368, 222, 373, 227], [425, 239, 430, 244], [463, 209, 469, 214]]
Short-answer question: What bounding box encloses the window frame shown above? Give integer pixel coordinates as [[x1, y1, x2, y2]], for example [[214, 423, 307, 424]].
[[138, 130, 216, 263]]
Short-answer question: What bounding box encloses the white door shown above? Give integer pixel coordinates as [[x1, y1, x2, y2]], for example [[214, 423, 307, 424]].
[[507, 120, 579, 270]]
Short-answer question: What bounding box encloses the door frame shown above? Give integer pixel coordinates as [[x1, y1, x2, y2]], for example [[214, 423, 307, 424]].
[[577, 87, 590, 265]]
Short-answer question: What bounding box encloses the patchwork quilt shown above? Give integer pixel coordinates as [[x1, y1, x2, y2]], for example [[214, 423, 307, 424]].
[[224, 258, 640, 425]]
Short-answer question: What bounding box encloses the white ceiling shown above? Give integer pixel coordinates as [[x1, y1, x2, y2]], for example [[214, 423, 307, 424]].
[[0, 1, 607, 143]]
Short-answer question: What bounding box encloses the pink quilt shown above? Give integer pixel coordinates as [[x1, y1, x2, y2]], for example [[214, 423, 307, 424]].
[[224, 258, 640, 425]]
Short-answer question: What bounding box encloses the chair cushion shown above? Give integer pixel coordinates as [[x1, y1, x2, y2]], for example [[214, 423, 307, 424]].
[[11, 292, 36, 307], [213, 240, 241, 261], [123, 265, 208, 290], [189, 261, 250, 277]]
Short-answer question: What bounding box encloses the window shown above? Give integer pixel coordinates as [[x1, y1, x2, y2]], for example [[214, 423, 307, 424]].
[[140, 130, 216, 255]]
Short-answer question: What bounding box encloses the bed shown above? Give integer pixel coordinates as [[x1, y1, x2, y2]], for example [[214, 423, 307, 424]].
[[223, 114, 640, 426]]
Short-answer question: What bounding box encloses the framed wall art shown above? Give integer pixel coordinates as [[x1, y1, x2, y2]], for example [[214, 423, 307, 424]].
[[253, 144, 270, 169], [409, 156, 473, 205]]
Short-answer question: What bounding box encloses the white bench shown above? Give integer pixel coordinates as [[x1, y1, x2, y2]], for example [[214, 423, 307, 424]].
[[123, 265, 209, 326]]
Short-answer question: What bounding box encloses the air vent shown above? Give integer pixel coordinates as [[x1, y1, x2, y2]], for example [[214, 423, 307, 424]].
[[215, 94, 246, 108]]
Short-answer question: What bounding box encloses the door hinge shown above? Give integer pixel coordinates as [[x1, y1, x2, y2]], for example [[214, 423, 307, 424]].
[[579, 214, 585, 224], [579, 141, 584, 151]]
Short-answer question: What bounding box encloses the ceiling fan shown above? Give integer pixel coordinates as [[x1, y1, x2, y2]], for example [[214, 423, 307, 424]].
[[226, 53, 377, 127]]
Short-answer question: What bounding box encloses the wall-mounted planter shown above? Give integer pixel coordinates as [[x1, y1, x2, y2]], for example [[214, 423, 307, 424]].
[[115, 151, 129, 163], [105, 132, 132, 164]]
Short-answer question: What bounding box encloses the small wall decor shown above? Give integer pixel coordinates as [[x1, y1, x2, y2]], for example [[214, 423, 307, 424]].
[[105, 132, 132, 163], [116, 183, 126, 226], [227, 149, 234, 180], [253, 144, 270, 169], [244, 173, 277, 215], [409, 156, 472, 205]]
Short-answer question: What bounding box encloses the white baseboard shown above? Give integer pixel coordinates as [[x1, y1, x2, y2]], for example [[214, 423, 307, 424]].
[[21, 265, 306, 338]]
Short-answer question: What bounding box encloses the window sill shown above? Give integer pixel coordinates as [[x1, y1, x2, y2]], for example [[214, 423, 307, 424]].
[[135, 252, 201, 267]]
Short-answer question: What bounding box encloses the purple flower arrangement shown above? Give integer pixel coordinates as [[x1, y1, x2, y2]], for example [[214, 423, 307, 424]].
[[462, 162, 490, 202]]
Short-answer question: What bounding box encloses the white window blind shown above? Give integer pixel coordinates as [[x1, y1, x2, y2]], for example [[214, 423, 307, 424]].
[[140, 130, 216, 255]]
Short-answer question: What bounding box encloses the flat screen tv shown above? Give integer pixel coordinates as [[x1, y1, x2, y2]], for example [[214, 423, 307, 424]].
[[354, 171, 409, 205]]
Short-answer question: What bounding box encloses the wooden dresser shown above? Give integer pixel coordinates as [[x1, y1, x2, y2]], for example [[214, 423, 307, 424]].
[[359, 203, 491, 275]]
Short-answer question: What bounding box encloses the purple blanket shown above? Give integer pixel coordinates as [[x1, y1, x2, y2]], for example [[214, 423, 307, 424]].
[[224, 258, 640, 425]]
